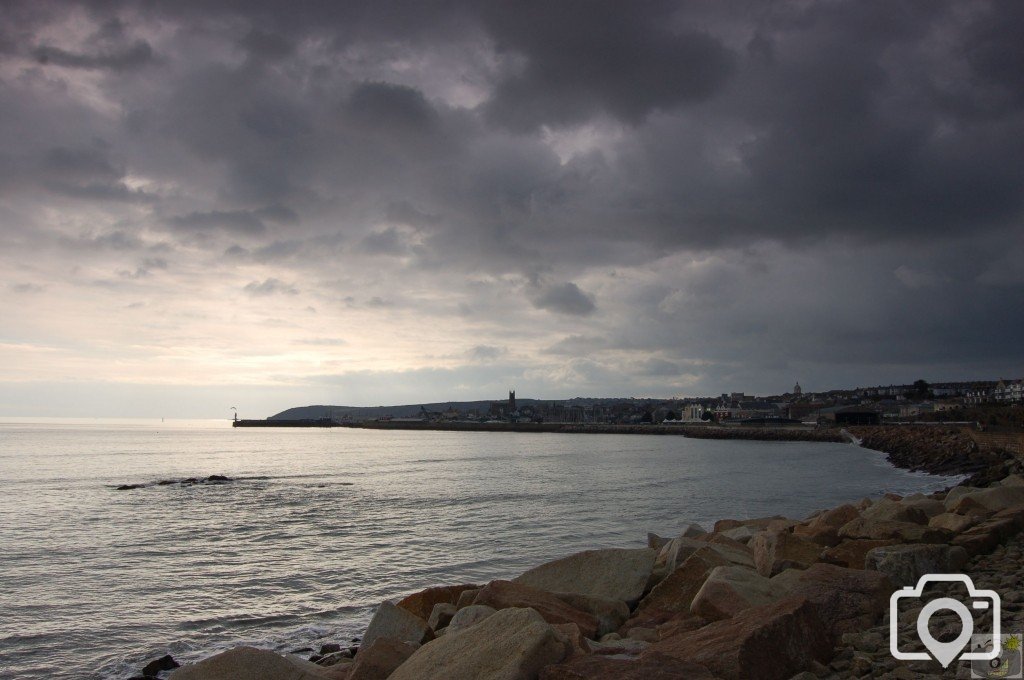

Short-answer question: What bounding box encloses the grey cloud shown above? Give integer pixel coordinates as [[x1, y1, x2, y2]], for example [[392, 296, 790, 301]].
[[543, 335, 607, 356], [168, 210, 267, 235], [239, 29, 295, 61], [345, 81, 437, 132], [466, 345, 507, 361], [33, 40, 154, 71], [530, 282, 596, 316], [243, 278, 299, 296], [9, 282, 44, 293], [357, 227, 408, 256]]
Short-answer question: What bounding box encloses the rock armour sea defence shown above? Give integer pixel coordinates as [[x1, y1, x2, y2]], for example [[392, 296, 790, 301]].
[[169, 470, 1024, 680]]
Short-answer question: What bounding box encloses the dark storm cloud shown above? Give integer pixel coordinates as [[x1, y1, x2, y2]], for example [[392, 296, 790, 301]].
[[479, 0, 735, 130], [530, 282, 596, 316], [3, 0, 1024, 401]]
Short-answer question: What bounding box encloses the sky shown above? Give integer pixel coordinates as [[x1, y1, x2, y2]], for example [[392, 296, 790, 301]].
[[0, 1, 1022, 418]]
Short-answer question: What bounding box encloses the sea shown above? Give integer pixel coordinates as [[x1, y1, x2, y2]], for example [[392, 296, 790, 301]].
[[0, 418, 964, 679]]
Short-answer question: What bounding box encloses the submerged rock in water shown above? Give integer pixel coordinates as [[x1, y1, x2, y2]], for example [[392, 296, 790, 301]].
[[206, 475, 233, 483], [116, 484, 146, 491], [142, 653, 180, 676]]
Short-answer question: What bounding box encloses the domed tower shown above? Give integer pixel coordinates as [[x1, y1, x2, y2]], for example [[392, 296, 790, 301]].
[[793, 381, 802, 396]]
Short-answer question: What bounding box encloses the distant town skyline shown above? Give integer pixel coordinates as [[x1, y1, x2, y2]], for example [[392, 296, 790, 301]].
[[1, 1, 1022, 418]]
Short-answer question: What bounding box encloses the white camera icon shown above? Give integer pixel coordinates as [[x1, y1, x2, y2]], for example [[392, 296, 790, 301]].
[[890, 574, 1001, 668]]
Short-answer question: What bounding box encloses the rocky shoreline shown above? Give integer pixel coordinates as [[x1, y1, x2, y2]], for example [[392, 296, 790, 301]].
[[135, 431, 1024, 680], [849, 426, 1023, 484]]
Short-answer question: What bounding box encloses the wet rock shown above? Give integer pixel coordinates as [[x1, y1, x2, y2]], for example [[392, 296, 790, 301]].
[[142, 654, 180, 676], [318, 644, 342, 655], [361, 601, 432, 650], [645, 597, 832, 680], [388, 607, 567, 680], [206, 475, 232, 483], [116, 484, 146, 491], [514, 548, 657, 604]]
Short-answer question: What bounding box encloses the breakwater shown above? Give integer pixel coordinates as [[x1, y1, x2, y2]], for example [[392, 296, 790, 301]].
[[849, 425, 1022, 484], [277, 418, 847, 442], [165, 470, 1024, 679]]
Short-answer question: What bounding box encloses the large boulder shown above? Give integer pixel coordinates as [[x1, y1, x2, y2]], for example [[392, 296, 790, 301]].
[[714, 516, 784, 533], [550, 592, 629, 638], [864, 543, 968, 588], [860, 497, 929, 525], [690, 566, 781, 621], [361, 602, 432, 650], [514, 548, 656, 604], [538, 652, 719, 679], [169, 647, 335, 680], [837, 517, 951, 543], [388, 607, 568, 680], [348, 638, 417, 680], [771, 563, 893, 636], [820, 539, 897, 569], [694, 534, 755, 568], [719, 525, 758, 544], [473, 580, 600, 639], [952, 510, 1024, 556], [949, 486, 1024, 515], [636, 547, 731, 617], [652, 537, 705, 576], [793, 504, 860, 547], [396, 584, 479, 621], [645, 597, 833, 680], [428, 603, 457, 632], [446, 604, 497, 635], [928, 512, 982, 534], [750, 531, 823, 577]]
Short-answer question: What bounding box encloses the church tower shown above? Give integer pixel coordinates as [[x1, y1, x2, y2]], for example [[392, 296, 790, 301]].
[[793, 381, 802, 395], [509, 389, 516, 412]]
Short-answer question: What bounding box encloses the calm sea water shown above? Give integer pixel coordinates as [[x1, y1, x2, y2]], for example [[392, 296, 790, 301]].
[[0, 418, 963, 679]]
